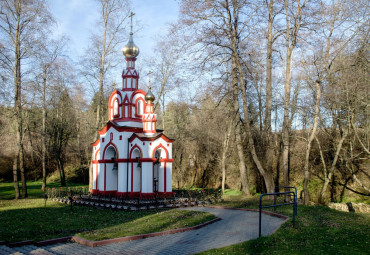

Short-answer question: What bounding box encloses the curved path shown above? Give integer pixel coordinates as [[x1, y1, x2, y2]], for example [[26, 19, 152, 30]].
[[0, 207, 287, 255]]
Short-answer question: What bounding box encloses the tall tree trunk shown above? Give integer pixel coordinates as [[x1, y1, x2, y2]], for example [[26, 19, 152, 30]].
[[221, 119, 233, 194], [226, 1, 274, 193], [282, 0, 302, 190], [282, 46, 292, 190], [237, 60, 275, 193], [14, 0, 27, 198], [57, 156, 66, 187], [264, 0, 274, 136], [19, 141, 27, 198], [232, 57, 250, 195], [264, 0, 279, 191], [13, 155, 20, 199], [42, 66, 47, 191], [318, 130, 348, 203], [303, 81, 321, 205]]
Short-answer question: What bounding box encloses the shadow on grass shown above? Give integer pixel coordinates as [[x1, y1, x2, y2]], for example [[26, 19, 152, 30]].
[[79, 209, 213, 241], [0, 199, 215, 243], [0, 200, 157, 242]]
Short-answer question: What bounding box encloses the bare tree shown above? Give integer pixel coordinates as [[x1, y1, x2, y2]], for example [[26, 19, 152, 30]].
[[302, 0, 367, 204], [281, 0, 305, 190], [145, 25, 184, 129], [48, 59, 77, 187], [34, 37, 67, 191], [225, 0, 275, 193], [0, 0, 52, 198]]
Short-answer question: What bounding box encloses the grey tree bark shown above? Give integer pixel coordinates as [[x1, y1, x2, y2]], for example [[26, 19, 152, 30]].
[[232, 57, 251, 195], [282, 0, 303, 190], [221, 119, 233, 194], [303, 81, 321, 204], [225, 1, 275, 193]]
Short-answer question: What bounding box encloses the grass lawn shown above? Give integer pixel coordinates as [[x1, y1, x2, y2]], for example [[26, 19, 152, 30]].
[[0, 181, 85, 200], [198, 195, 370, 255], [77, 209, 215, 241], [0, 182, 215, 243]]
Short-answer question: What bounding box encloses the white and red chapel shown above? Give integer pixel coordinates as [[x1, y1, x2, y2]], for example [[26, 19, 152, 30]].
[[91, 28, 174, 199]]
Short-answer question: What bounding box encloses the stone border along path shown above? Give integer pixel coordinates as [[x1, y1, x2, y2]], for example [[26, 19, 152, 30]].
[[0, 207, 288, 255]]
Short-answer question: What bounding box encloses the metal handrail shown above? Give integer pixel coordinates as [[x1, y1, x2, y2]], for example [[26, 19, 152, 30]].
[[259, 191, 297, 237], [275, 186, 298, 217]]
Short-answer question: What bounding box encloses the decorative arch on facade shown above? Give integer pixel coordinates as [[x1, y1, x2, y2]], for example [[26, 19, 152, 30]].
[[151, 144, 169, 159], [129, 145, 142, 193], [135, 97, 145, 117], [129, 144, 143, 159], [103, 142, 119, 160], [152, 144, 169, 195], [129, 90, 145, 119], [108, 90, 123, 120], [103, 144, 118, 193], [130, 89, 146, 101]]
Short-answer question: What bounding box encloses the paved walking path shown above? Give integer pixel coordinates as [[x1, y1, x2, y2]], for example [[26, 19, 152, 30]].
[[0, 207, 287, 255]]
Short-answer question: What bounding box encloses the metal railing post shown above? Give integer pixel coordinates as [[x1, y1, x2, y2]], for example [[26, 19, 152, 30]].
[[259, 190, 296, 238], [259, 195, 262, 237], [277, 186, 298, 216]]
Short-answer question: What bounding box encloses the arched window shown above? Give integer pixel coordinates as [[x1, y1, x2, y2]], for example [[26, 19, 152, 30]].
[[137, 100, 143, 116], [113, 100, 119, 116], [131, 148, 141, 192]]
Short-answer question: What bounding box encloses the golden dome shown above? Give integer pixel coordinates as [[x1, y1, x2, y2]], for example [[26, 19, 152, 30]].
[[122, 33, 139, 58], [145, 88, 155, 103]]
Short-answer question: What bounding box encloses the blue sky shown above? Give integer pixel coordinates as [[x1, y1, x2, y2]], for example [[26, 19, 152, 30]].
[[49, 0, 180, 61]]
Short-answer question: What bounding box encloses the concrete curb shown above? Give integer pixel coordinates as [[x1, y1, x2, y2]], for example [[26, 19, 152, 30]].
[[72, 217, 222, 247], [6, 237, 73, 248], [7, 240, 34, 248], [35, 236, 73, 247], [205, 205, 289, 219]]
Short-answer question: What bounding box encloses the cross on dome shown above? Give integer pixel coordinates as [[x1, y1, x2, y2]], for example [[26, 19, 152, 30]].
[[129, 12, 135, 34], [148, 70, 153, 89], [122, 12, 139, 58]]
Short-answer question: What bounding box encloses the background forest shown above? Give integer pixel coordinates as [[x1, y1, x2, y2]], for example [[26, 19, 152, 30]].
[[0, 0, 369, 205]]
